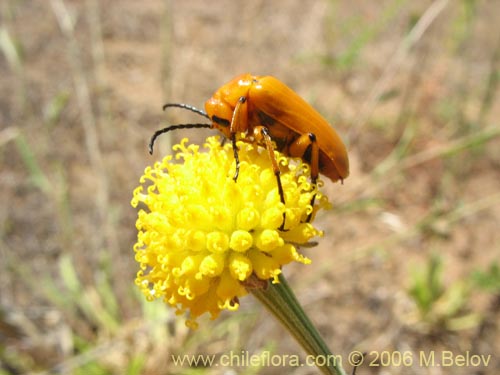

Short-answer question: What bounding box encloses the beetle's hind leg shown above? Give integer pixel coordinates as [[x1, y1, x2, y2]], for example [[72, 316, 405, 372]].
[[307, 178, 318, 223], [288, 133, 320, 223]]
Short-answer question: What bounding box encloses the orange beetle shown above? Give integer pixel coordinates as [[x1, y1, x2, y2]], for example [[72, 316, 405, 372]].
[[150, 73, 349, 224]]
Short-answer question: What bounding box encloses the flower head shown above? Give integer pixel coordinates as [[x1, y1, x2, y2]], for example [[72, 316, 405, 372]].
[[131, 136, 329, 327]]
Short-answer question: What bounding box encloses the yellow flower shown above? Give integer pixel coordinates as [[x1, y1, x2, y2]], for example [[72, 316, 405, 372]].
[[131, 136, 329, 328]]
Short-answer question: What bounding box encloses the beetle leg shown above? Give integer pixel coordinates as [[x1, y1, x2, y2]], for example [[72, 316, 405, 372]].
[[254, 126, 287, 230], [230, 133, 239, 180], [229, 97, 249, 181], [288, 133, 319, 222]]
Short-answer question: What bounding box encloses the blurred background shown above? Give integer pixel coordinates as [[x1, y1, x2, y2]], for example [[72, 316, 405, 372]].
[[1, 0, 499, 374]]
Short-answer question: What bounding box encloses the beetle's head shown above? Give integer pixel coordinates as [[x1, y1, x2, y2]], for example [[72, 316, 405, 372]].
[[204, 96, 233, 138]]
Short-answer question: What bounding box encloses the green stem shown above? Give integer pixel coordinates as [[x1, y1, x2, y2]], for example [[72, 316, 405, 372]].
[[249, 273, 347, 375]]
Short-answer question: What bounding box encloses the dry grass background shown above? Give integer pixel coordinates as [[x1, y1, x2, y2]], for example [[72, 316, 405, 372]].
[[1, 1, 499, 374]]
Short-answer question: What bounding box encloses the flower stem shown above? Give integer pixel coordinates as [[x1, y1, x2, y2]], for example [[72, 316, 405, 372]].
[[249, 273, 347, 375]]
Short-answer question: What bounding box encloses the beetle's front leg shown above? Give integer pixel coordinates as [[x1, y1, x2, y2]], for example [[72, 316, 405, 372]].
[[254, 126, 287, 231], [229, 96, 249, 181], [230, 133, 239, 181], [288, 133, 319, 223]]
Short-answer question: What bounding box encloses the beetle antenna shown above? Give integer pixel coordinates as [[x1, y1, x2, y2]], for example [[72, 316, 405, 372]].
[[162, 103, 210, 119], [149, 123, 212, 154]]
